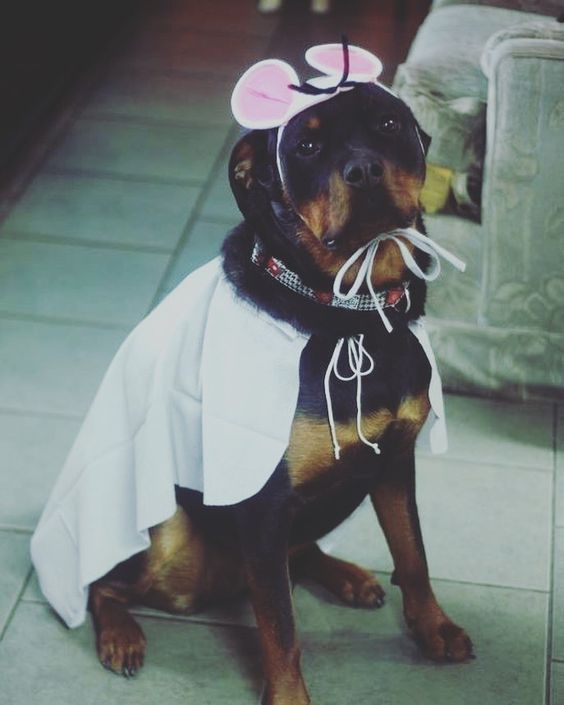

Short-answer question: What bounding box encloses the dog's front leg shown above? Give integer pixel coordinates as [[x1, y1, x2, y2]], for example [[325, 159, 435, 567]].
[[236, 490, 310, 705], [370, 449, 473, 662]]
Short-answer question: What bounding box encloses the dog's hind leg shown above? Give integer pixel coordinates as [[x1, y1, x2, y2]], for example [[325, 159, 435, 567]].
[[370, 449, 474, 662], [290, 543, 385, 608], [89, 580, 146, 677]]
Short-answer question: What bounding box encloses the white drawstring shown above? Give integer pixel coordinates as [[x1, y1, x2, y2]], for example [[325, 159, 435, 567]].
[[324, 334, 381, 460], [325, 227, 466, 459]]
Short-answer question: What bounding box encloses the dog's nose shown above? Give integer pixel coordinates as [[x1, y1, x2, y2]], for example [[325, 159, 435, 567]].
[[343, 159, 384, 189]]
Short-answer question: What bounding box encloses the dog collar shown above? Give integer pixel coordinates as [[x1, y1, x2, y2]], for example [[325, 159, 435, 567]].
[[251, 240, 409, 313]]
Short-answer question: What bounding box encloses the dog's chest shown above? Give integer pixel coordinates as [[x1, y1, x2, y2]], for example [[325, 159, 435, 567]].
[[285, 328, 431, 491]]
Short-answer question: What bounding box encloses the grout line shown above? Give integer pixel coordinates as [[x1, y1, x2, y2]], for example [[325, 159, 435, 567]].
[[0, 310, 131, 331], [546, 402, 559, 704], [0, 230, 174, 255], [0, 527, 34, 536], [193, 214, 240, 227], [72, 113, 233, 132], [42, 166, 205, 188], [80, 111, 233, 131], [0, 406, 83, 421], [147, 122, 240, 310], [0, 567, 33, 643], [426, 575, 551, 595], [415, 451, 555, 476]]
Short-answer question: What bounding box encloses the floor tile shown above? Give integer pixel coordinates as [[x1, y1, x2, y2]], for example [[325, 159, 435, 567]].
[[84, 72, 234, 126], [113, 28, 269, 79], [161, 220, 234, 294], [553, 528, 564, 660], [0, 319, 126, 416], [6, 581, 548, 705], [552, 662, 564, 705], [557, 405, 564, 528], [0, 603, 261, 705], [200, 154, 242, 222], [45, 119, 229, 183], [0, 532, 31, 638], [302, 580, 548, 705], [1, 173, 199, 250], [320, 456, 553, 591], [145, 0, 277, 36], [0, 413, 80, 531], [421, 394, 555, 472], [0, 240, 169, 325]]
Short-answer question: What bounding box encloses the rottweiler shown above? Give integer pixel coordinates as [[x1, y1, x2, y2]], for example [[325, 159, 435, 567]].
[[88, 80, 473, 705]]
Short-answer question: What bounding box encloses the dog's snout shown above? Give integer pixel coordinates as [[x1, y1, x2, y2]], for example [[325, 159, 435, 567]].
[[343, 158, 384, 190]]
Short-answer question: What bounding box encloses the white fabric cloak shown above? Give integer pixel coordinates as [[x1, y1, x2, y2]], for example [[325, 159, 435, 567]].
[[30, 257, 446, 629]]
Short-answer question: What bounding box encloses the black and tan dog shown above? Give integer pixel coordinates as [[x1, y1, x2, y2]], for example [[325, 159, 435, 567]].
[[89, 82, 473, 704]]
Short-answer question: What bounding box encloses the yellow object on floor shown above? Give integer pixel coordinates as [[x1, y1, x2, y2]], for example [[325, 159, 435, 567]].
[[420, 163, 453, 214]]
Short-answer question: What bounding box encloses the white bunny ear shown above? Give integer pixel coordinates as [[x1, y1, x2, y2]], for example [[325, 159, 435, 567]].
[[231, 59, 301, 130], [305, 43, 383, 81]]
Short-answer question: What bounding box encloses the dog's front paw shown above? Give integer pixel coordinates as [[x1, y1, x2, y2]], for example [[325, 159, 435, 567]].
[[97, 618, 147, 677], [410, 611, 473, 662]]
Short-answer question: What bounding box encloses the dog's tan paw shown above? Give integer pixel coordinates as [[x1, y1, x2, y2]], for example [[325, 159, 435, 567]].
[[412, 614, 474, 662], [338, 572, 386, 608], [97, 619, 147, 677]]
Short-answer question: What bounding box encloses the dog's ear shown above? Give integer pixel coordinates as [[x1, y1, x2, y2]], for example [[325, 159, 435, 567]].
[[229, 130, 276, 220]]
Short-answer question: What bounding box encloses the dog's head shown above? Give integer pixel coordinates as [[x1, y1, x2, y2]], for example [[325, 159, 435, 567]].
[[229, 81, 429, 283]]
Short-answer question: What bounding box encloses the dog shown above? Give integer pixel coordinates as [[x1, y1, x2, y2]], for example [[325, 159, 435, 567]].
[[32, 45, 473, 705]]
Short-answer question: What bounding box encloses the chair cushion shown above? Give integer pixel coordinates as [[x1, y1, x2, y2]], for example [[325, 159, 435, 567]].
[[393, 4, 542, 218], [432, 0, 564, 18]]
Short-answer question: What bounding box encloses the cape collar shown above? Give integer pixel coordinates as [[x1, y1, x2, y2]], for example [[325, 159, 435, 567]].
[[251, 239, 409, 313]]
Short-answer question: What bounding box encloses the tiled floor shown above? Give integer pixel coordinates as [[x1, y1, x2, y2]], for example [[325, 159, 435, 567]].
[[0, 1, 561, 704]]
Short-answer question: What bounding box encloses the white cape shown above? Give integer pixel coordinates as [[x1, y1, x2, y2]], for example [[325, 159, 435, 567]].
[[30, 257, 446, 629]]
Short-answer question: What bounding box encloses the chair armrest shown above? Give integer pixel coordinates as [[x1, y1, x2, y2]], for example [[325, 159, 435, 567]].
[[479, 22, 564, 332]]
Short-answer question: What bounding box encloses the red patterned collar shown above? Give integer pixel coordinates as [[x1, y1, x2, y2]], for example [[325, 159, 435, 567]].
[[251, 241, 408, 312]]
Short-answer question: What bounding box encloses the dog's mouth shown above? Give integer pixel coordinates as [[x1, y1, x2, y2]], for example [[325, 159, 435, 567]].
[[320, 209, 416, 253]]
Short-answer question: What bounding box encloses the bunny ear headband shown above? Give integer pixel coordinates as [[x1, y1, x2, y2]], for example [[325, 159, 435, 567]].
[[231, 37, 386, 131]]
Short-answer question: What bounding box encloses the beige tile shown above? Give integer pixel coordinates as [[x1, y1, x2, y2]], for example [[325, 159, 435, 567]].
[[84, 73, 234, 126], [0, 602, 261, 705], [161, 220, 234, 294], [1, 173, 199, 250], [321, 456, 553, 591], [45, 119, 228, 183], [0, 531, 31, 637], [553, 529, 564, 660], [557, 405, 564, 528], [113, 27, 269, 79], [0, 240, 169, 325], [420, 394, 554, 471], [0, 413, 80, 531], [144, 0, 278, 36], [552, 661, 564, 705], [4, 581, 548, 705], [302, 581, 548, 705], [200, 169, 241, 222], [0, 319, 125, 416]]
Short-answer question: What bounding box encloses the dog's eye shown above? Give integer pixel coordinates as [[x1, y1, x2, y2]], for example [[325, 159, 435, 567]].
[[377, 115, 401, 134], [296, 139, 321, 157]]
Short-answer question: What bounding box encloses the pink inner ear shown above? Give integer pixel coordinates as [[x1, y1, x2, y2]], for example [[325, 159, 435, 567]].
[[231, 60, 300, 129], [306, 44, 383, 78]]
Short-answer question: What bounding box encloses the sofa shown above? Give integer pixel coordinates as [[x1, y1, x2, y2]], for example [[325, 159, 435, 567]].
[[393, 0, 564, 400]]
